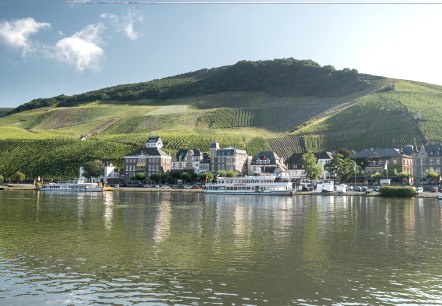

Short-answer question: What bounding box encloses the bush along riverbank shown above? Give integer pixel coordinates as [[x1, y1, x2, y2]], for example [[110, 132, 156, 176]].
[[379, 186, 417, 198]]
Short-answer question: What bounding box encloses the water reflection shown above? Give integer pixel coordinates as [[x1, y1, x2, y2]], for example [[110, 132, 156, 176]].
[[1, 191, 442, 305]]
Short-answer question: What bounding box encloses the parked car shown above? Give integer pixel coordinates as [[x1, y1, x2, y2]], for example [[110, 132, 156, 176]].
[[353, 186, 362, 192], [415, 187, 423, 194], [431, 186, 438, 193], [372, 186, 380, 192], [161, 185, 171, 189]]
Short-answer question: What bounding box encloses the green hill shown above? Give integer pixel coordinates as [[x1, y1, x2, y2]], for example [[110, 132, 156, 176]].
[[1, 58, 442, 180]]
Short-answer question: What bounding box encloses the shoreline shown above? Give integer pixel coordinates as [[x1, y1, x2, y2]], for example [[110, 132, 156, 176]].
[[0, 184, 438, 198]]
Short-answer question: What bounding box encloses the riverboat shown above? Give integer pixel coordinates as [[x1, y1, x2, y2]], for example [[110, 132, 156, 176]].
[[204, 175, 294, 195], [40, 180, 104, 192]]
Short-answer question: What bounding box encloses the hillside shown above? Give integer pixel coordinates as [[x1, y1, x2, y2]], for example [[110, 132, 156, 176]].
[[2, 58, 442, 180]]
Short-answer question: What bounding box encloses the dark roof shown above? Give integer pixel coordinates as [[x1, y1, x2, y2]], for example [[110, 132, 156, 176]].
[[126, 147, 169, 157], [350, 148, 402, 159], [251, 151, 280, 164], [175, 149, 202, 160], [147, 136, 160, 142], [286, 152, 333, 166], [423, 143, 442, 156]]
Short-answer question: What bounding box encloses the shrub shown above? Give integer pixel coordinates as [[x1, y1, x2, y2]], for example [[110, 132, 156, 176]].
[[379, 186, 417, 198]]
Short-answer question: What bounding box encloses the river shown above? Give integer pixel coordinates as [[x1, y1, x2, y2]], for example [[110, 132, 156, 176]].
[[0, 190, 441, 305]]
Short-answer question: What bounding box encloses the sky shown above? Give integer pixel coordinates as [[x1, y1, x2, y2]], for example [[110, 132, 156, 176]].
[[1, 0, 442, 108]]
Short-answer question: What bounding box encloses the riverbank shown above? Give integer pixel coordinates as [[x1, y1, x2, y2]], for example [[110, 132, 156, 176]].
[[1, 184, 438, 198]]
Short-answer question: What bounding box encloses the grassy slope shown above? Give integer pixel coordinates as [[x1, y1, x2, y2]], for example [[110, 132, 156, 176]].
[[290, 80, 442, 150], [2, 78, 442, 179]]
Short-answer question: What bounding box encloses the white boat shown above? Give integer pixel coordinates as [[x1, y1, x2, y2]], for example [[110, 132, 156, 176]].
[[40, 180, 104, 192], [204, 175, 294, 196], [438, 190, 442, 200]]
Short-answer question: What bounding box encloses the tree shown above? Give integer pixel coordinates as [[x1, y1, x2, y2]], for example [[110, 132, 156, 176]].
[[425, 167, 440, 183], [396, 171, 412, 184], [325, 154, 358, 183], [302, 153, 323, 180], [337, 147, 352, 158], [150, 173, 161, 183], [135, 172, 146, 182], [225, 170, 238, 177], [199, 172, 214, 183], [371, 172, 384, 183], [13, 171, 25, 183], [83, 160, 104, 179], [180, 172, 192, 183]]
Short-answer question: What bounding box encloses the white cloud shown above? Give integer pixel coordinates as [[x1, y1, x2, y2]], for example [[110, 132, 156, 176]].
[[100, 9, 143, 40], [0, 17, 50, 54], [54, 23, 105, 71]]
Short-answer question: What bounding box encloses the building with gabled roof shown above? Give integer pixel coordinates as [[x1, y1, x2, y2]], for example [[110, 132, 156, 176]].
[[411, 143, 442, 183], [250, 151, 287, 177], [286, 152, 333, 179], [171, 148, 206, 174], [123, 136, 171, 182], [209, 141, 248, 174], [350, 148, 412, 178]]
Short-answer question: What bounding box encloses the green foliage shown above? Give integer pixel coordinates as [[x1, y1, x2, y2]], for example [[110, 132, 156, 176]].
[[302, 153, 323, 180], [83, 160, 104, 179], [425, 167, 439, 179], [12, 171, 26, 182], [371, 172, 384, 182], [10, 59, 373, 113], [379, 186, 417, 198], [134, 172, 146, 182], [199, 172, 214, 183], [218, 170, 238, 177], [0, 139, 138, 180], [0, 174, 4, 183], [325, 154, 358, 183], [180, 172, 192, 183]]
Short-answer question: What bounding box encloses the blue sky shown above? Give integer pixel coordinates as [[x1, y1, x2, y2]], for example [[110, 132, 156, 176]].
[[1, 0, 442, 108]]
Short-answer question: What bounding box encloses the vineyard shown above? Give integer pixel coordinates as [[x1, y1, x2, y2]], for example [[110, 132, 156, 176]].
[[0, 139, 139, 180], [3, 77, 442, 179], [267, 135, 324, 159]]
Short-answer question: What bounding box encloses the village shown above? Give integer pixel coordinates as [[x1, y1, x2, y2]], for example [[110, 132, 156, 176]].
[[93, 136, 442, 193]]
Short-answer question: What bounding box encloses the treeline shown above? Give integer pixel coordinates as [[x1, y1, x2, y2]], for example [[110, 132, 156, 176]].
[[11, 58, 378, 113], [0, 108, 13, 117]]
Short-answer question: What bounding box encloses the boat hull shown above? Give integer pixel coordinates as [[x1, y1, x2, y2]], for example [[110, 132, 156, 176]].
[[40, 181, 104, 192], [204, 190, 293, 196]]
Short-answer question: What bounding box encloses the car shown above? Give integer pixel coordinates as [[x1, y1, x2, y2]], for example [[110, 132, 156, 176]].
[[372, 186, 380, 192], [415, 187, 423, 194], [353, 186, 362, 192], [431, 186, 438, 193], [161, 185, 171, 189]]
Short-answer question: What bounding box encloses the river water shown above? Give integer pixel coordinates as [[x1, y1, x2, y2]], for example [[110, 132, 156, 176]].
[[0, 191, 441, 305]]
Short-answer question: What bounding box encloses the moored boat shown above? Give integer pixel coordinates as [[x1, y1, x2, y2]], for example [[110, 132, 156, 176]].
[[40, 180, 104, 192], [204, 175, 294, 196]]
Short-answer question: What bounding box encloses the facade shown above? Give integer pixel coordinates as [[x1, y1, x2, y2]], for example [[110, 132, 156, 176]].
[[350, 148, 413, 178], [286, 152, 333, 180], [171, 149, 205, 174], [250, 151, 288, 178], [412, 143, 442, 183], [123, 136, 171, 181], [209, 141, 248, 174]]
